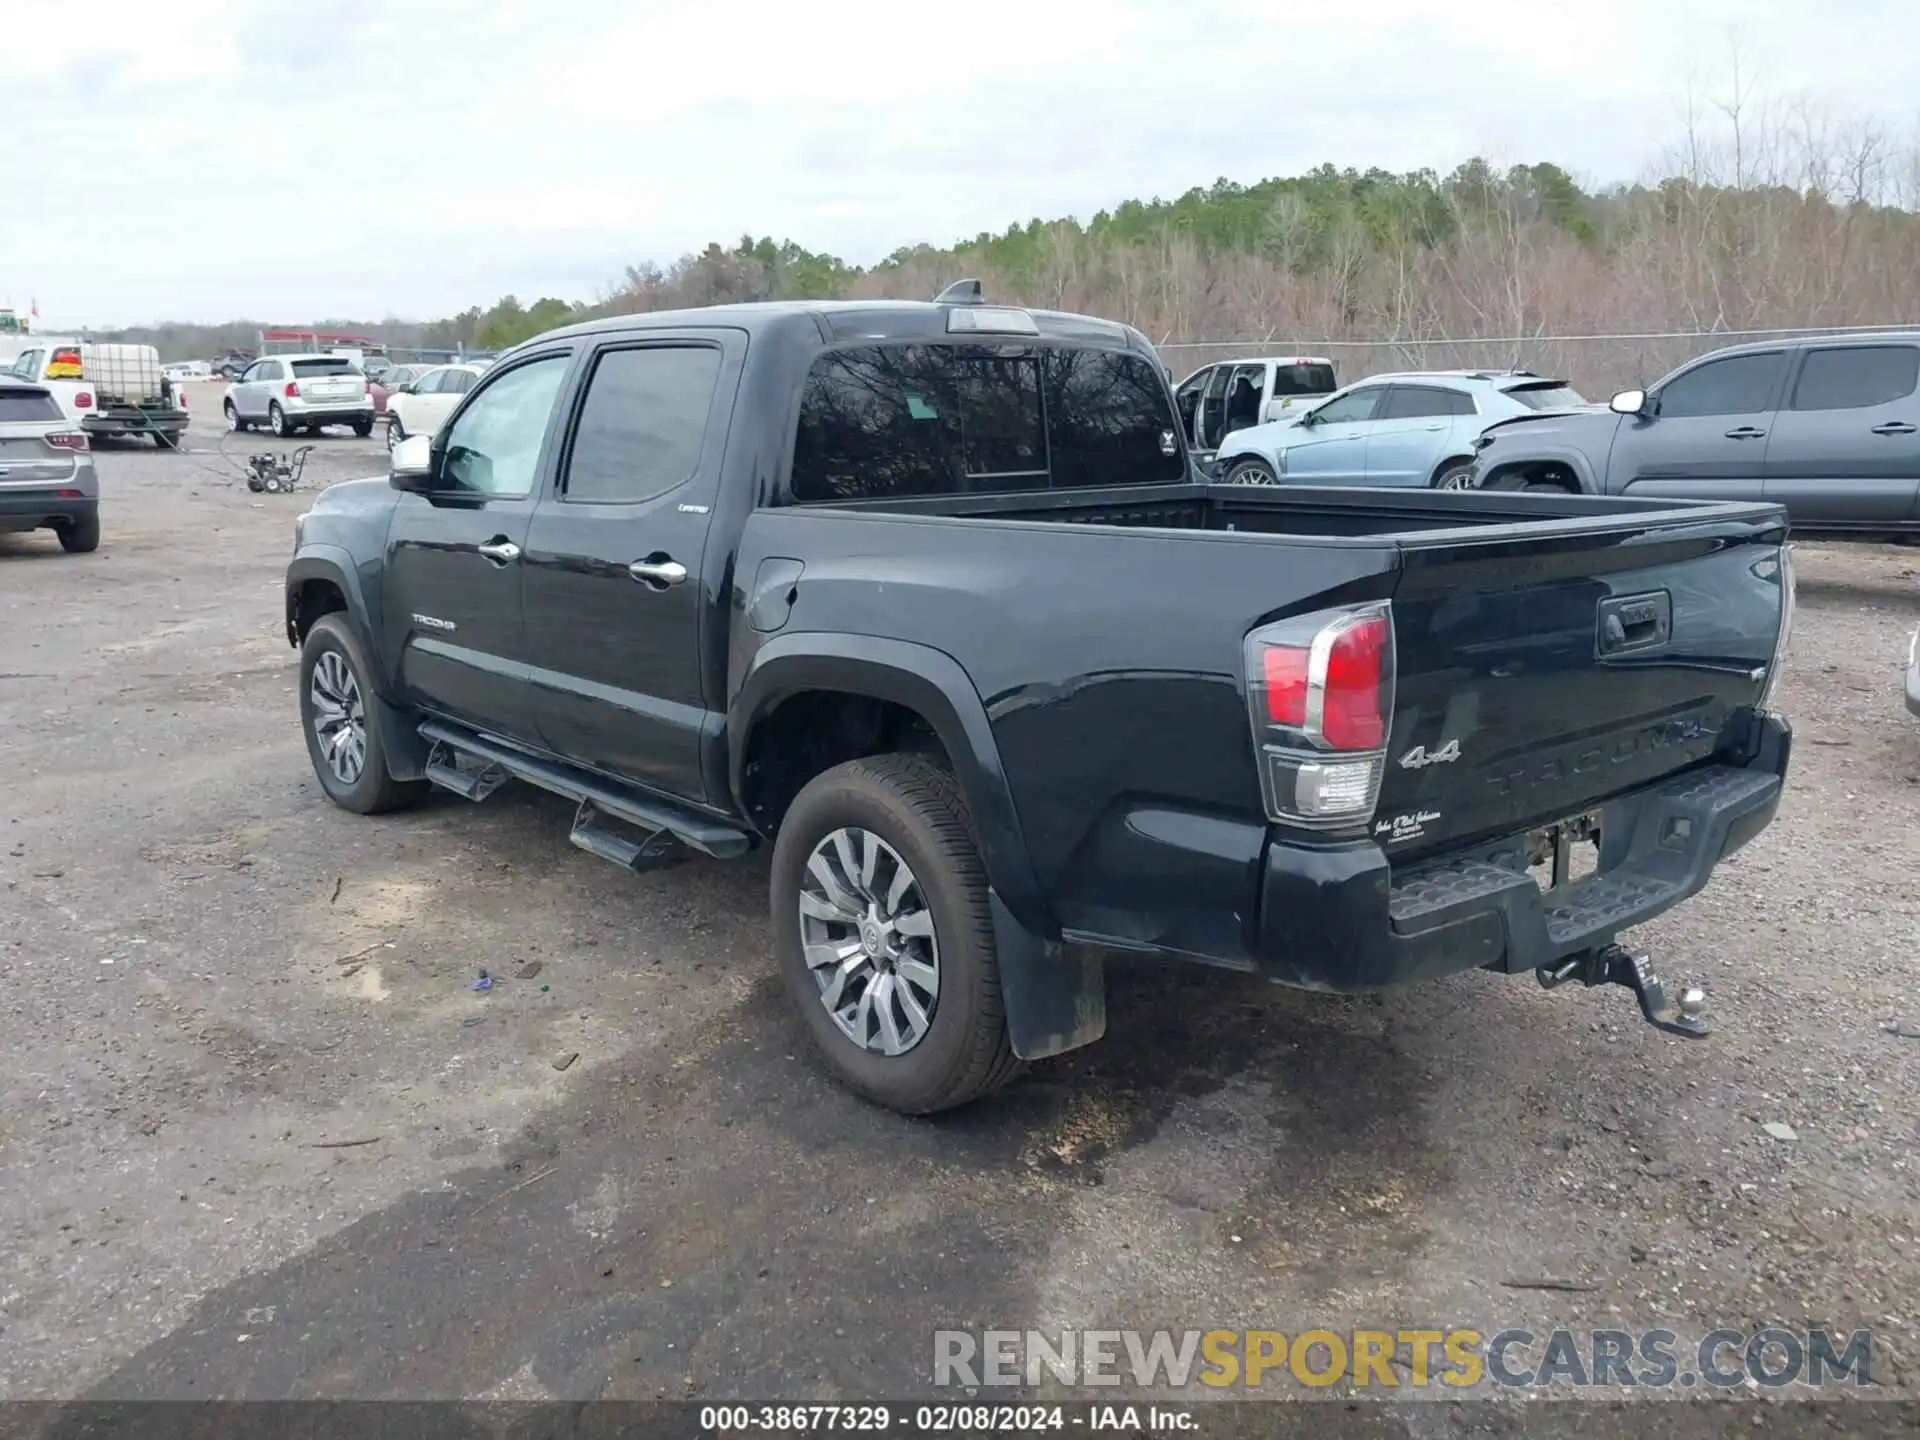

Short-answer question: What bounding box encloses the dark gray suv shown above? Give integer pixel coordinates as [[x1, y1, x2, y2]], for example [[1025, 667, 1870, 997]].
[[1468, 332, 1920, 537]]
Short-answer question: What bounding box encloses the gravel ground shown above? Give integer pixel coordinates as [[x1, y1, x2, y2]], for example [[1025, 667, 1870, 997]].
[[2, 390, 1917, 1426]]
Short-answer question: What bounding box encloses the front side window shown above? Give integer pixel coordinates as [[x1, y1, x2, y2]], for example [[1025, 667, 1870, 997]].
[[790, 343, 1181, 502], [1658, 352, 1783, 418], [439, 354, 569, 498], [1311, 387, 1386, 425], [563, 345, 723, 504], [1790, 346, 1920, 411]]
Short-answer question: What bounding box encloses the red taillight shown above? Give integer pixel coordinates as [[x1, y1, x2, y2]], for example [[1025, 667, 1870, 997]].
[[74, 391, 93, 409], [1244, 603, 1395, 829], [284, 382, 300, 398], [1262, 645, 1310, 728], [1321, 616, 1388, 749], [44, 432, 88, 452], [56, 488, 85, 498]]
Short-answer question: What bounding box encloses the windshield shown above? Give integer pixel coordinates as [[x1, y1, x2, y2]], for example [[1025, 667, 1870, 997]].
[[1504, 381, 1587, 410], [1272, 363, 1337, 397]]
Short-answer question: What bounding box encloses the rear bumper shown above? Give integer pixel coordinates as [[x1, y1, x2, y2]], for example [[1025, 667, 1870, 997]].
[[286, 402, 374, 425], [0, 491, 97, 528], [83, 408, 184, 437], [1253, 714, 1791, 991]]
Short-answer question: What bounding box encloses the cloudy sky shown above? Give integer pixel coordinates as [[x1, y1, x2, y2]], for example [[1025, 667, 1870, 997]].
[[6, 0, 1915, 327]]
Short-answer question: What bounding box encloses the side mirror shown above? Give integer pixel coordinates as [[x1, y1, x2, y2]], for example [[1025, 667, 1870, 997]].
[[1610, 388, 1648, 416], [389, 433, 437, 492]]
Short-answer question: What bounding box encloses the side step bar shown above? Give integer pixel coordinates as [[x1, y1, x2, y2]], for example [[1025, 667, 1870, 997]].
[[416, 720, 753, 861]]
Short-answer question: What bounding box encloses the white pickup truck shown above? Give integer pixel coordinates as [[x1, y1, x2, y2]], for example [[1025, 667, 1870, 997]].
[[4, 340, 188, 447]]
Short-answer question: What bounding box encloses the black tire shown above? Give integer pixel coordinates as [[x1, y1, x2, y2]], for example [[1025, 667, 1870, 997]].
[[58, 511, 100, 553], [771, 753, 1022, 1114], [225, 400, 248, 433], [269, 403, 293, 438], [1223, 457, 1279, 486], [352, 418, 374, 438], [1431, 459, 1476, 489], [298, 614, 428, 816], [386, 417, 405, 452]]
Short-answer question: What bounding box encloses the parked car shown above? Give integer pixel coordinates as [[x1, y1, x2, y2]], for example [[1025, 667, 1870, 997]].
[[7, 341, 188, 447], [1465, 333, 1920, 537], [382, 363, 486, 450], [367, 364, 431, 416], [1173, 355, 1338, 463], [285, 291, 1793, 1113], [1212, 370, 1592, 489], [224, 354, 375, 438], [212, 350, 257, 380], [1907, 625, 1920, 719], [0, 380, 99, 553]]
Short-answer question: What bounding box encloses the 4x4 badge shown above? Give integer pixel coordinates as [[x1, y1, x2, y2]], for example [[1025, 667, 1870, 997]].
[[1398, 739, 1461, 770]]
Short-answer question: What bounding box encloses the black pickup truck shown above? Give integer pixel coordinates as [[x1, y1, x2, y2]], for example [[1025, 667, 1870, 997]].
[[285, 287, 1795, 1114]]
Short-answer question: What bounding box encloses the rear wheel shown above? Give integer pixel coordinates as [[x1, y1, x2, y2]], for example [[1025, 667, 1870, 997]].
[[1432, 459, 1476, 489], [269, 403, 294, 438], [298, 614, 428, 815], [771, 753, 1021, 1114], [58, 512, 100, 554], [352, 418, 374, 438], [1224, 457, 1279, 486]]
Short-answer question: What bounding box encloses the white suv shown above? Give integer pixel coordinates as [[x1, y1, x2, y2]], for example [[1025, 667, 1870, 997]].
[[225, 354, 374, 438], [383, 363, 487, 451]]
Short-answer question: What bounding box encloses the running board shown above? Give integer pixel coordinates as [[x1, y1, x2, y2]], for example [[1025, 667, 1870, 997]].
[[415, 720, 753, 860], [569, 798, 686, 873]]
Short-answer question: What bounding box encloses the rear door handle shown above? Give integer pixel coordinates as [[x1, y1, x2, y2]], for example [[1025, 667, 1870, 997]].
[[1870, 421, 1916, 436], [628, 557, 688, 589], [1724, 426, 1767, 440], [476, 539, 520, 566]]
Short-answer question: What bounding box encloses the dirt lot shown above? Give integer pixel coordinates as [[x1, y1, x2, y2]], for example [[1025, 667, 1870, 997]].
[[2, 393, 1918, 1422]]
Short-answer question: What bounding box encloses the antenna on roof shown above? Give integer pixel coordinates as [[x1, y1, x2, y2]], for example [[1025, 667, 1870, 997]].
[[934, 279, 985, 306]]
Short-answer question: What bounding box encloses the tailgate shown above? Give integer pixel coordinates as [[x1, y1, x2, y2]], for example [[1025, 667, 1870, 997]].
[[1373, 506, 1789, 859]]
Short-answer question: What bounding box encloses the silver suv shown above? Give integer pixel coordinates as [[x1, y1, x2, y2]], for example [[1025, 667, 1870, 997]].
[[0, 380, 100, 553], [225, 354, 375, 438]]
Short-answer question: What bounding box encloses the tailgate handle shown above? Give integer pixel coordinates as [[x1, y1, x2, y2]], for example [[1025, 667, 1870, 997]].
[[1597, 591, 1671, 656]]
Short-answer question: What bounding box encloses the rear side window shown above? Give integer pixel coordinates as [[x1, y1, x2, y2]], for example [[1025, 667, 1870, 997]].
[[1790, 346, 1920, 410], [1658, 352, 1783, 417], [563, 346, 723, 503], [0, 389, 61, 422], [1381, 386, 1475, 419], [1271, 362, 1336, 397], [791, 344, 1180, 502], [292, 358, 357, 377]]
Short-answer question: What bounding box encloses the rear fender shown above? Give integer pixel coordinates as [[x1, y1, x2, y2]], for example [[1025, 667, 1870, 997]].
[[730, 632, 1104, 1061]]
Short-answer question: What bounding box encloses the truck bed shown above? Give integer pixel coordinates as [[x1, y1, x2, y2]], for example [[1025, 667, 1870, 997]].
[[741, 481, 1789, 911]]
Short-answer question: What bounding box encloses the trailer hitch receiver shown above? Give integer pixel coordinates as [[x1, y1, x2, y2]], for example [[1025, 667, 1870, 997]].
[[1537, 943, 1709, 1039]]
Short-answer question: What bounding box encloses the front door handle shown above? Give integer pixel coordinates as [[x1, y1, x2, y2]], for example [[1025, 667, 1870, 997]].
[[628, 557, 688, 589], [1724, 426, 1767, 440], [476, 539, 520, 566], [1870, 421, 1916, 436]]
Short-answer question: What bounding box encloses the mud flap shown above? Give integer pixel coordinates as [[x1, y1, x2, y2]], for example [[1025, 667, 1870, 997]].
[[991, 890, 1105, 1060]]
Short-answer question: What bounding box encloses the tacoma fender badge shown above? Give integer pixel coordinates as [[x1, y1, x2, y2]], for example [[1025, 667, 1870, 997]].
[[1398, 739, 1461, 770], [411, 613, 457, 633]]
